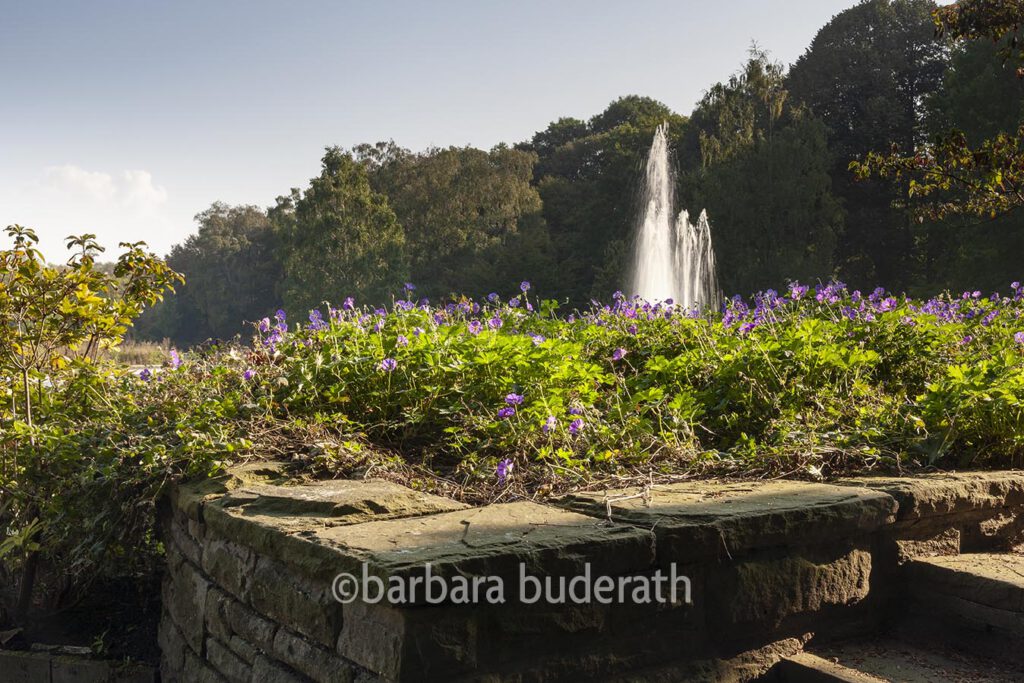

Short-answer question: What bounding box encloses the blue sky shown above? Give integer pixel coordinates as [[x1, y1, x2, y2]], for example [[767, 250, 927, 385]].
[[2, 0, 863, 259]]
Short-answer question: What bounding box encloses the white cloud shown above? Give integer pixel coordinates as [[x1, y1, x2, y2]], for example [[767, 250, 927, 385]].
[[120, 169, 169, 210], [1, 164, 180, 261], [43, 164, 118, 202], [41, 164, 168, 212]]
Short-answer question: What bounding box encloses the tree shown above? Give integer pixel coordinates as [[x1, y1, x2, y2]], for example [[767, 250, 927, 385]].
[[365, 144, 547, 299], [0, 225, 180, 621], [934, 0, 1024, 68], [521, 96, 688, 303], [280, 148, 407, 313], [137, 203, 282, 345], [684, 52, 841, 295], [853, 2, 1024, 224], [787, 0, 948, 288]]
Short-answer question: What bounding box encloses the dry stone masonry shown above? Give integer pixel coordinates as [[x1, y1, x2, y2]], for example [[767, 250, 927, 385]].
[[158, 466, 1024, 682]]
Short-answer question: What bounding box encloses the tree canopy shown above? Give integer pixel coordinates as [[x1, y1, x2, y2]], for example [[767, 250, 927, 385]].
[[135, 0, 1024, 346]]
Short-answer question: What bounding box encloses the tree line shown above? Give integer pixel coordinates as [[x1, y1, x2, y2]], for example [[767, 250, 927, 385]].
[[135, 0, 1024, 346]]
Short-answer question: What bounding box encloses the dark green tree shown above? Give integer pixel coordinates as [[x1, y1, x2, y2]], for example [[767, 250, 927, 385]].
[[787, 0, 948, 288], [521, 96, 688, 303], [364, 144, 547, 299], [852, 1, 1024, 292], [684, 52, 841, 295], [280, 148, 407, 313]]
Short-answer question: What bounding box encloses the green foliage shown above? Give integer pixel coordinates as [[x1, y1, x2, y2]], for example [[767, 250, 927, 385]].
[[243, 281, 1024, 481], [280, 148, 408, 314], [522, 96, 689, 304], [683, 52, 841, 295], [0, 226, 181, 618], [362, 143, 547, 300], [852, 123, 1024, 220], [137, 203, 283, 344], [787, 0, 949, 289], [934, 0, 1024, 68]]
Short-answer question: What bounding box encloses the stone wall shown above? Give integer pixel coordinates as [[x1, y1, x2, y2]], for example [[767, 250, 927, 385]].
[[159, 466, 1024, 682]]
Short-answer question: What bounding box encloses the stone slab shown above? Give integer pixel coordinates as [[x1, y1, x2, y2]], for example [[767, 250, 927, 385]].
[[558, 481, 896, 561], [202, 477, 467, 580], [837, 472, 1024, 521], [172, 460, 291, 521], [314, 500, 654, 587], [905, 553, 1024, 612]]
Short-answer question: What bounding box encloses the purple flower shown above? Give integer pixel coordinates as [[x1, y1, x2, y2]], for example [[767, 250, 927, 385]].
[[530, 334, 545, 346], [611, 348, 628, 361], [497, 406, 516, 419], [568, 418, 584, 435], [404, 282, 415, 292], [468, 320, 483, 336], [169, 349, 181, 369], [379, 358, 398, 372], [542, 416, 557, 433], [520, 281, 531, 293], [257, 317, 271, 333], [342, 296, 355, 311], [505, 393, 524, 405], [275, 309, 287, 323], [497, 458, 514, 484], [487, 292, 499, 303], [243, 368, 255, 381], [396, 335, 409, 347], [138, 368, 152, 382], [509, 297, 521, 308], [627, 324, 638, 335], [308, 309, 327, 331], [960, 335, 973, 345], [788, 282, 809, 301], [1015, 332, 1024, 345], [413, 327, 425, 337], [488, 315, 503, 330], [568, 406, 583, 416]]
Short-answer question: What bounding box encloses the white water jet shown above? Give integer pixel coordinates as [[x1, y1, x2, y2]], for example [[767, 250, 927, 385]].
[[629, 123, 721, 310]]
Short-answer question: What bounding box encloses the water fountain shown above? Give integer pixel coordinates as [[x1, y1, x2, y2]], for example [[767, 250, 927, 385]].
[[629, 123, 721, 310]]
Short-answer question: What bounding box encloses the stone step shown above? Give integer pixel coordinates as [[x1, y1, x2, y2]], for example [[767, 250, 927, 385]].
[[766, 639, 1020, 682], [899, 552, 1024, 664], [904, 552, 1024, 614]]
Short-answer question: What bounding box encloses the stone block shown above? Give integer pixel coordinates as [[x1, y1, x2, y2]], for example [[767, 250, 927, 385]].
[[201, 536, 256, 600], [182, 648, 225, 683], [316, 501, 655, 595], [0, 651, 50, 682], [158, 613, 189, 678], [247, 554, 343, 648], [905, 553, 1024, 612], [203, 478, 467, 582], [205, 587, 233, 642], [51, 658, 111, 683], [162, 554, 211, 653], [559, 480, 895, 562], [839, 472, 1024, 520], [707, 545, 873, 633], [274, 627, 353, 683], [206, 637, 252, 683], [252, 654, 308, 683], [226, 635, 259, 664], [225, 597, 278, 651]]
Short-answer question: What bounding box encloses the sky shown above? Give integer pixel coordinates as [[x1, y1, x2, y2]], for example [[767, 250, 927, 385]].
[[1, 0, 863, 260]]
